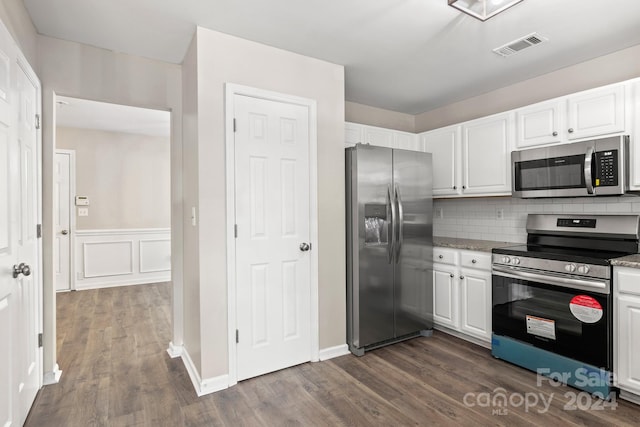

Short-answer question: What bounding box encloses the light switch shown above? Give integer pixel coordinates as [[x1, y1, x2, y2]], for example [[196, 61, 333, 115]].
[[78, 207, 89, 217]]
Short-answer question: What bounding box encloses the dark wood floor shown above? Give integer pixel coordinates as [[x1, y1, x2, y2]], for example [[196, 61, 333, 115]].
[[26, 283, 640, 426]]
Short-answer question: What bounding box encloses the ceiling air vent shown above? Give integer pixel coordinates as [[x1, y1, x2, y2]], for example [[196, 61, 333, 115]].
[[493, 32, 547, 57]]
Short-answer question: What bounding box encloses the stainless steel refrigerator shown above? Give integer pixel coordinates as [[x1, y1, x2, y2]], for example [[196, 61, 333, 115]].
[[346, 144, 434, 356]]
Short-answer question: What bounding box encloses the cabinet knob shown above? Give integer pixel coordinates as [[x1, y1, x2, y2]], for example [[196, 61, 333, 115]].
[[439, 255, 444, 259], [450, 273, 454, 278], [460, 275, 464, 280], [568, 128, 574, 133], [453, 185, 457, 190], [472, 259, 477, 264], [552, 131, 558, 137], [462, 185, 466, 190]]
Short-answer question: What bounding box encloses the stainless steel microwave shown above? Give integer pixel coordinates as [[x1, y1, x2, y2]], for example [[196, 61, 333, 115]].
[[511, 135, 631, 198]]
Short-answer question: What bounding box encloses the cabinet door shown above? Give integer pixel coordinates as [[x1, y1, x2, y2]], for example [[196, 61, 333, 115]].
[[617, 294, 640, 394], [461, 113, 513, 196], [345, 122, 363, 147], [394, 131, 420, 151], [629, 81, 640, 190], [516, 99, 563, 148], [421, 125, 461, 197], [364, 126, 394, 148], [566, 85, 625, 140], [459, 268, 491, 342], [433, 265, 458, 329]]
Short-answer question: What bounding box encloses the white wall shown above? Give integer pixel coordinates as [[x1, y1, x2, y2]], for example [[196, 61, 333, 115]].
[[345, 101, 415, 133], [434, 196, 640, 243], [416, 43, 640, 132], [185, 27, 346, 381], [56, 127, 171, 230], [37, 35, 183, 378], [0, 0, 37, 68]]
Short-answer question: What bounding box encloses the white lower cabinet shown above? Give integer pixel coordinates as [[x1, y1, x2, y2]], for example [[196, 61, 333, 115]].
[[614, 267, 640, 401], [433, 247, 492, 344]]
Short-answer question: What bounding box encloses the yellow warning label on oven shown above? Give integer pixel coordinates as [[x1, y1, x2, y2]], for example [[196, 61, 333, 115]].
[[595, 178, 600, 186]]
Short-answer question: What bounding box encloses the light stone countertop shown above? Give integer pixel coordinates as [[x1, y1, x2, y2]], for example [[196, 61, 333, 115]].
[[611, 254, 640, 269], [433, 236, 518, 253]]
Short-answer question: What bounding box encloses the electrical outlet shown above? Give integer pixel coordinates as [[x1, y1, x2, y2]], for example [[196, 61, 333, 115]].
[[78, 207, 89, 217], [436, 207, 444, 219], [496, 209, 504, 220]]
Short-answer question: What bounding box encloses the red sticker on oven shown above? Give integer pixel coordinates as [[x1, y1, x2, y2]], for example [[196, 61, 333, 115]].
[[569, 295, 603, 323]]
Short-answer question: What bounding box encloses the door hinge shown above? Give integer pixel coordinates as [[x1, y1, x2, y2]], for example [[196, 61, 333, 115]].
[[233, 118, 237, 133], [38, 333, 43, 348], [36, 224, 42, 238], [234, 224, 238, 238], [235, 329, 239, 343], [35, 114, 40, 130]]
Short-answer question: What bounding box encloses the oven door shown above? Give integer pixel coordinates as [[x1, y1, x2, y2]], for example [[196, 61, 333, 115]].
[[492, 268, 611, 369]]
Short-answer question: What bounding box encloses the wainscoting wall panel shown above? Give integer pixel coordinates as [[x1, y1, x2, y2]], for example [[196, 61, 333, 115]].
[[74, 229, 171, 290]]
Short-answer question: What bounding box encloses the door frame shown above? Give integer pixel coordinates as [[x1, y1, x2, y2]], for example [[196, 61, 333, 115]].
[[224, 83, 319, 386], [54, 149, 76, 291]]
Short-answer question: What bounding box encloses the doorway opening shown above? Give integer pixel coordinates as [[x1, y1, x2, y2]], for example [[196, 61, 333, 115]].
[[52, 96, 172, 377]]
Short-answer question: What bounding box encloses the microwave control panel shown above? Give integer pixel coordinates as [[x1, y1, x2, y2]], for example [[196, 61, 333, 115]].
[[594, 149, 618, 187]]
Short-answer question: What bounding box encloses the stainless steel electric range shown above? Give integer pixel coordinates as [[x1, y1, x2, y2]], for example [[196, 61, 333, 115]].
[[491, 214, 640, 397]]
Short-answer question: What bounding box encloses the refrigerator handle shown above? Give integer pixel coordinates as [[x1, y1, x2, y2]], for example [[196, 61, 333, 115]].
[[395, 184, 403, 263], [387, 185, 395, 264]]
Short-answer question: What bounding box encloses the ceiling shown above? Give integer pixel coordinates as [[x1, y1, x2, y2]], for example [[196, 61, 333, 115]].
[[56, 96, 170, 137], [24, 0, 640, 115]]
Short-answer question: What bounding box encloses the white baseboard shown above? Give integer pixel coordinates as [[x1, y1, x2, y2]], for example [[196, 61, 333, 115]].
[[75, 276, 171, 291], [318, 344, 350, 361], [166, 341, 183, 358], [433, 324, 491, 349], [43, 364, 63, 385], [180, 347, 229, 397], [620, 389, 640, 405]]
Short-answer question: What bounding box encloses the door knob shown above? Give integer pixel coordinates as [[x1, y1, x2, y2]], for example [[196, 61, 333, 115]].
[[299, 242, 311, 252], [61, 230, 69, 235], [13, 263, 32, 279]]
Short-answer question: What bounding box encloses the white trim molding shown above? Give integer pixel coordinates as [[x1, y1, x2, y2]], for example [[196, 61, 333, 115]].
[[181, 347, 229, 397], [166, 341, 183, 358], [319, 344, 350, 361], [43, 363, 62, 385], [225, 83, 319, 386], [74, 228, 171, 290]]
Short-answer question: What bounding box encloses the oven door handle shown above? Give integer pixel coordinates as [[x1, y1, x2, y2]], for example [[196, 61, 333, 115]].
[[492, 265, 610, 294]]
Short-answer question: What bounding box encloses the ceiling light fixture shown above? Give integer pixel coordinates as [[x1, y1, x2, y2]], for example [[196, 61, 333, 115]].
[[448, 0, 524, 21]]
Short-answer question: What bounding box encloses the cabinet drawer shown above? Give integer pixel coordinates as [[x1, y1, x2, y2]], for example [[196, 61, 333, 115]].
[[616, 267, 640, 297], [433, 248, 458, 265], [460, 251, 491, 271]]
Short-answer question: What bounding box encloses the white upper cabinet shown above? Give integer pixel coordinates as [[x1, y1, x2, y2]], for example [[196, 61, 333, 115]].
[[461, 112, 513, 196], [345, 122, 420, 151], [631, 81, 640, 190], [516, 99, 564, 149], [421, 125, 461, 196], [515, 83, 628, 149], [566, 84, 625, 140], [345, 122, 363, 147]]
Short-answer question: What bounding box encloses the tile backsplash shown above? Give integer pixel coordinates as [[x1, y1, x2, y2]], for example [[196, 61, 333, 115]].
[[433, 196, 640, 244]]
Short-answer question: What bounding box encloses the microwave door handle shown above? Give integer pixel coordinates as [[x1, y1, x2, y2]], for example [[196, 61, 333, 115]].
[[584, 147, 595, 195]]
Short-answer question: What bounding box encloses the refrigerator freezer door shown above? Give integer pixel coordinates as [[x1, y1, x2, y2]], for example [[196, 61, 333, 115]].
[[393, 149, 434, 337], [347, 145, 395, 350]]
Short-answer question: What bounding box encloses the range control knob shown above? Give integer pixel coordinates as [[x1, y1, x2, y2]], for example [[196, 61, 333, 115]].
[[565, 263, 577, 273], [502, 256, 511, 264], [577, 264, 590, 274], [512, 257, 521, 265]]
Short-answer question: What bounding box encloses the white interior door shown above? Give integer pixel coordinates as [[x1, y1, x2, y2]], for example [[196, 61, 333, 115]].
[[15, 58, 40, 423], [0, 21, 18, 427], [234, 94, 312, 381], [0, 22, 40, 427], [54, 151, 72, 291]]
